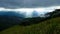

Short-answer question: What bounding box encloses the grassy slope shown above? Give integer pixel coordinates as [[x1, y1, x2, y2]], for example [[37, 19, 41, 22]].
[[0, 17, 60, 34]]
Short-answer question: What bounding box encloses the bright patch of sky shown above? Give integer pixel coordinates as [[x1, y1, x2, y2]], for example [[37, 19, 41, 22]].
[[0, 6, 60, 17]]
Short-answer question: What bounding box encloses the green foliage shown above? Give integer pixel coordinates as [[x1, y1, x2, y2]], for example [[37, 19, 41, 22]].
[[0, 17, 60, 34], [46, 9, 60, 18]]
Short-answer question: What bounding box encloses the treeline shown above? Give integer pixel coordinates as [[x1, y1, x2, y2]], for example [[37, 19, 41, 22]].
[[45, 9, 60, 18]]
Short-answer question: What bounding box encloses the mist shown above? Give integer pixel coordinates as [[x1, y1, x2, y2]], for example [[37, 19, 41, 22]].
[[0, 6, 60, 18]]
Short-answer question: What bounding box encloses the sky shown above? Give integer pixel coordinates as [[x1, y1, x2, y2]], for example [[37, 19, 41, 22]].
[[0, 0, 60, 8], [0, 0, 60, 17]]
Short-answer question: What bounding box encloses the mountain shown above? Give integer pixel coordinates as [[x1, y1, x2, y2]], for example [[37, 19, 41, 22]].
[[0, 11, 25, 31], [0, 9, 60, 31], [0, 11, 25, 18], [45, 9, 60, 18], [0, 17, 60, 34]]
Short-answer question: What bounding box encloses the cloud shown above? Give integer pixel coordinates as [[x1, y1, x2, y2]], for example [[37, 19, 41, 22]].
[[0, 6, 60, 18], [0, 0, 60, 8]]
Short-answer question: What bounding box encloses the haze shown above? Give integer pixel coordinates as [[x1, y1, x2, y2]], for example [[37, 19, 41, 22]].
[[0, 6, 60, 17]]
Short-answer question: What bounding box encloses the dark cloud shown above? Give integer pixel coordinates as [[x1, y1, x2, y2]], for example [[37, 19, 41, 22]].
[[0, 0, 60, 8]]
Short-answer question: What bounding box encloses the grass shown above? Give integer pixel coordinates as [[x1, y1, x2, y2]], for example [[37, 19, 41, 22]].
[[0, 17, 60, 34]]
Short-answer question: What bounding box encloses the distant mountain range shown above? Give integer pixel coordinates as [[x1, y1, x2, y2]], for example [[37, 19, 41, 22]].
[[0, 11, 26, 31], [0, 11, 50, 18], [0, 11, 25, 18]]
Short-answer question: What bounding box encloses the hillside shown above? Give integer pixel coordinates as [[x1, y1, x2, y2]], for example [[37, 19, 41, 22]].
[[0, 17, 60, 34]]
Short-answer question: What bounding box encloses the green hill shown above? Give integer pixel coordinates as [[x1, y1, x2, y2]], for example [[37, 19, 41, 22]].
[[0, 17, 60, 34]]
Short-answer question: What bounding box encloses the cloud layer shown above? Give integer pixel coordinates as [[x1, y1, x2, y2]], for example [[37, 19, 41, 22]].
[[0, 0, 60, 8], [0, 6, 60, 18]]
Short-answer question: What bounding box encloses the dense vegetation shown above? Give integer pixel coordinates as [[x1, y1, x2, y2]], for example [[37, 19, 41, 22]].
[[0, 9, 60, 34], [0, 17, 60, 34], [45, 9, 60, 18]]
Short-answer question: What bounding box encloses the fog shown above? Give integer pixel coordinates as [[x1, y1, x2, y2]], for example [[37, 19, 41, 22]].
[[0, 6, 60, 18]]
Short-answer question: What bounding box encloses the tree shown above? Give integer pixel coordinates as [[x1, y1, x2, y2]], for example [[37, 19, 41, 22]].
[[45, 9, 60, 18]]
